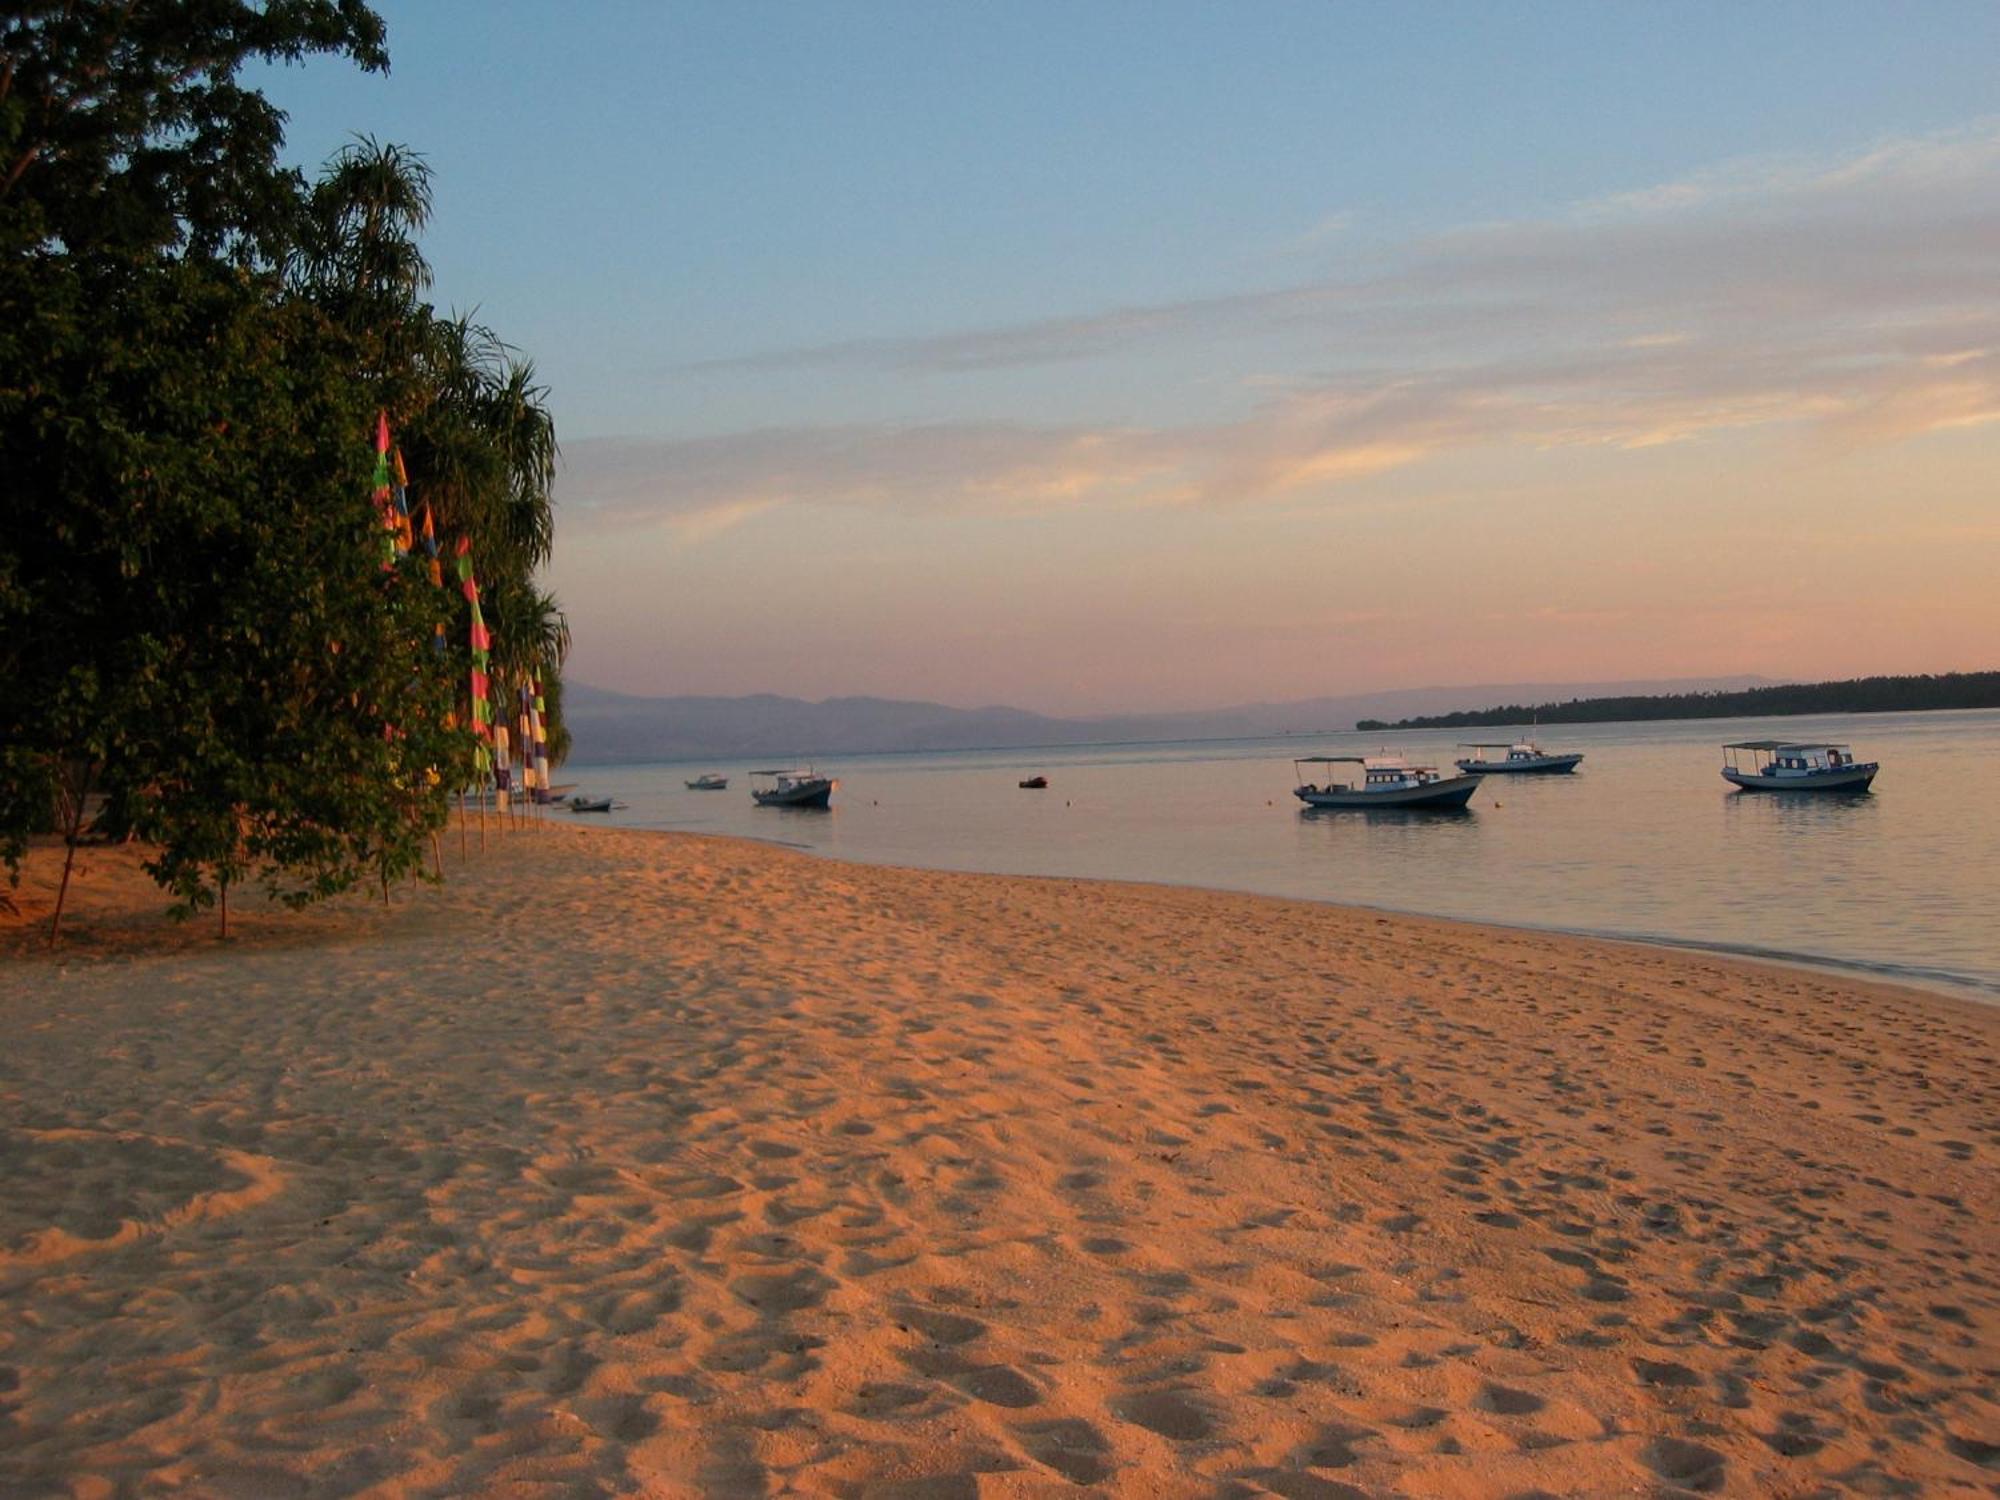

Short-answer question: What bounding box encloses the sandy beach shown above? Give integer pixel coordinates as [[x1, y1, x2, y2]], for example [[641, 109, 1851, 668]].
[[2, 824, 1995, 1497]]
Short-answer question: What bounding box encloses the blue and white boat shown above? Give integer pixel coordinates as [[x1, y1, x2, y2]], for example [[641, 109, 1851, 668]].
[[750, 767, 836, 808], [1293, 755, 1482, 810], [1455, 740, 1584, 775], [1721, 741, 1878, 793]]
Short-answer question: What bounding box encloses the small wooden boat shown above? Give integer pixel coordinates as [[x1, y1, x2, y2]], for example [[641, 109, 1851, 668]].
[[1018, 775, 1049, 789], [1454, 740, 1583, 775], [750, 767, 836, 808], [685, 773, 729, 790], [568, 795, 616, 813], [1721, 741, 1877, 793], [1293, 755, 1481, 810]]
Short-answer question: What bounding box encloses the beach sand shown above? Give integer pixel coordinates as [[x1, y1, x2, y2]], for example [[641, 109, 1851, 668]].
[[2, 825, 1995, 1497]]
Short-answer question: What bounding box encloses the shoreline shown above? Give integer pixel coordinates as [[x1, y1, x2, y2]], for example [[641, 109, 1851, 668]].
[[3, 824, 1995, 1495], [581, 820, 2000, 1009]]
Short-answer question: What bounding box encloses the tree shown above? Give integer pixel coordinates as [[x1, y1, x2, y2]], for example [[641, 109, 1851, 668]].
[[290, 142, 569, 760], [2, 1, 388, 261], [1, 3, 543, 935], [0, 250, 461, 928]]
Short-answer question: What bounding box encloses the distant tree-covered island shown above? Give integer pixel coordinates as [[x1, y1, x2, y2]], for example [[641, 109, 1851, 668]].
[[1354, 671, 2000, 731]]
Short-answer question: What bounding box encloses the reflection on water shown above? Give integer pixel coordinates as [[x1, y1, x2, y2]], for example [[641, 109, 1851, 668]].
[[572, 708, 2000, 1000]]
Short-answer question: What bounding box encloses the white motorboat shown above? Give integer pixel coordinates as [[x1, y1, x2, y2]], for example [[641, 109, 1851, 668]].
[[1293, 755, 1482, 810], [1721, 741, 1877, 793], [1455, 740, 1584, 775]]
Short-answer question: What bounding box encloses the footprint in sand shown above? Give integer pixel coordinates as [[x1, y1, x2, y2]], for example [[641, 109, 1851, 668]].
[[0, 1128, 284, 1271], [1016, 1417, 1112, 1485], [1640, 1435, 1727, 1492], [1111, 1387, 1219, 1442]]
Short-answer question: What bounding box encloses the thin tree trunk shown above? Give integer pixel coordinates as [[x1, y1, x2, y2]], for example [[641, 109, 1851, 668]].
[[47, 761, 94, 948], [458, 789, 468, 860], [431, 829, 445, 881], [219, 878, 229, 941]]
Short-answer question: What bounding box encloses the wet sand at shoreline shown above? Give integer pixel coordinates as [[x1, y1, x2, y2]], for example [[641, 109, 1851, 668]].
[[2, 825, 1995, 1496]]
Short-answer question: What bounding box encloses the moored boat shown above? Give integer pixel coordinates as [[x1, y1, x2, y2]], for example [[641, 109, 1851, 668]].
[[1454, 740, 1583, 775], [750, 767, 836, 808], [568, 794, 617, 813], [1292, 755, 1482, 810], [685, 773, 729, 790], [1018, 775, 1048, 789], [1721, 741, 1877, 793]]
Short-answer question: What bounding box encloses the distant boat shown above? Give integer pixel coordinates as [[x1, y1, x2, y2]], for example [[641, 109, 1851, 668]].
[[568, 794, 618, 813], [1455, 740, 1584, 775], [750, 767, 836, 809], [1293, 755, 1482, 810], [685, 773, 729, 790], [1722, 740, 1878, 793], [1018, 775, 1048, 789]]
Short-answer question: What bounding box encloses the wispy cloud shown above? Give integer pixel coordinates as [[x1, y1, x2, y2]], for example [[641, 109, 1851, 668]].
[[569, 121, 2000, 533]]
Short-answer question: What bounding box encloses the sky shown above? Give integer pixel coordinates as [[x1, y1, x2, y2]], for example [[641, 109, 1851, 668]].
[[260, 3, 2000, 714]]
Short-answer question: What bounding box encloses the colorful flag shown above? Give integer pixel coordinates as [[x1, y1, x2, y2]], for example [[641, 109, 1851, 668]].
[[422, 506, 446, 652], [390, 446, 415, 556], [371, 411, 397, 570], [456, 536, 493, 773], [531, 679, 551, 801]]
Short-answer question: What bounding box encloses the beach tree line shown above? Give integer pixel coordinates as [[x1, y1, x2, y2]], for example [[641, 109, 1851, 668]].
[[1354, 671, 2000, 731], [1, 1, 566, 936]]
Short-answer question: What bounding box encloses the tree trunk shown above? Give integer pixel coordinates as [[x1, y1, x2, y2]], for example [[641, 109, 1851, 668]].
[[46, 761, 94, 948]]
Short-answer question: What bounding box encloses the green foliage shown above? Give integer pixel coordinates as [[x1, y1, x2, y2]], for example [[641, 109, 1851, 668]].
[[1357, 671, 2000, 732], [289, 140, 568, 758], [1, 253, 464, 908], [1, 1, 387, 261], [2, 2, 566, 926]]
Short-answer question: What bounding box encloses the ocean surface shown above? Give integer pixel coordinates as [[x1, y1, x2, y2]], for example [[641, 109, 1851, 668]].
[[565, 709, 2000, 1001]]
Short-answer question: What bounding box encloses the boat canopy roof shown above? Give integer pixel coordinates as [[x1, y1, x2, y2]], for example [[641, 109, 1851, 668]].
[[750, 767, 814, 775], [1723, 740, 1851, 752], [1294, 755, 1368, 764], [1458, 741, 1530, 749]]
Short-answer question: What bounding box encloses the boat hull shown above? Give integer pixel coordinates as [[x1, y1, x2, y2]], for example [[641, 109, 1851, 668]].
[[685, 779, 728, 790], [1722, 764, 1877, 793], [1454, 755, 1582, 775], [752, 781, 834, 809], [1294, 774, 1482, 810]]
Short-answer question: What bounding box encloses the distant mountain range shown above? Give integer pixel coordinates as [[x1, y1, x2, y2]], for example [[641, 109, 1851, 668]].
[[563, 675, 1777, 763]]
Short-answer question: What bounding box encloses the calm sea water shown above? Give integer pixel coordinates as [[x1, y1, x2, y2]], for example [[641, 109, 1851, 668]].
[[566, 709, 2000, 1001]]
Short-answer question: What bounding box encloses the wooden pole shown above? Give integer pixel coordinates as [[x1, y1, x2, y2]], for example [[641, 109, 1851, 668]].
[[46, 761, 94, 949], [219, 878, 229, 941], [458, 788, 468, 860], [432, 829, 445, 881]]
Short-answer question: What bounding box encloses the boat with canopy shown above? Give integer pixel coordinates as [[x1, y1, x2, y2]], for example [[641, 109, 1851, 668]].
[[1292, 755, 1482, 810], [1720, 741, 1877, 793], [750, 766, 837, 808], [1454, 740, 1584, 775]]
